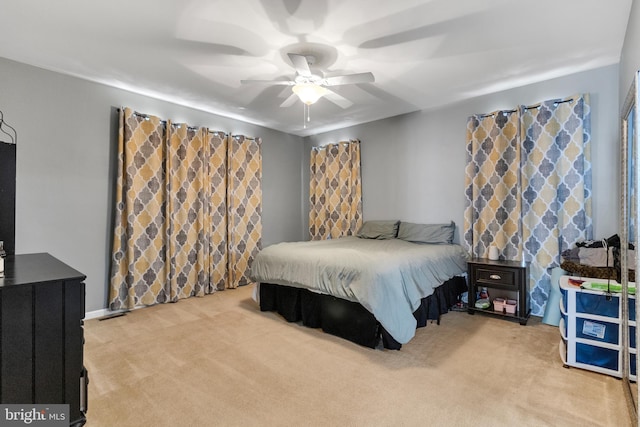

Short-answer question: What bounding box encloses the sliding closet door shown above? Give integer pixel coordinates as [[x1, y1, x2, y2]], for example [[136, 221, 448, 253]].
[[621, 70, 639, 423]]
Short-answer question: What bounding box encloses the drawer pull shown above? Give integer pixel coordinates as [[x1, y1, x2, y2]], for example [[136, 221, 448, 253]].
[[489, 274, 501, 280]]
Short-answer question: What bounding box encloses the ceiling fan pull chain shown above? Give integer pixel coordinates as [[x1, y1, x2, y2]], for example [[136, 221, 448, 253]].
[[303, 104, 307, 129]]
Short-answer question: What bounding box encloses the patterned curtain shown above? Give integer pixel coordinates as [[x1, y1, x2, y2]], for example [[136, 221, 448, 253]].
[[227, 135, 262, 288], [309, 140, 363, 240], [166, 124, 210, 300], [167, 126, 229, 296], [109, 108, 170, 309], [208, 131, 229, 292], [109, 108, 260, 309], [464, 110, 522, 260], [464, 95, 592, 316], [520, 94, 592, 315]]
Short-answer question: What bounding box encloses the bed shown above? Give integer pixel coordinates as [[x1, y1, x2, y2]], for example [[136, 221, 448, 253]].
[[250, 221, 469, 349]]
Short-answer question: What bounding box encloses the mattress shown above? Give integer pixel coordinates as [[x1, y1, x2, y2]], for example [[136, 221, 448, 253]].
[[250, 236, 469, 344]]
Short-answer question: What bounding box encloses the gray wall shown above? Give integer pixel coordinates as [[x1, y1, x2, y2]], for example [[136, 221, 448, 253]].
[[305, 64, 620, 243], [0, 17, 631, 313], [0, 57, 305, 313], [620, 0, 640, 102]]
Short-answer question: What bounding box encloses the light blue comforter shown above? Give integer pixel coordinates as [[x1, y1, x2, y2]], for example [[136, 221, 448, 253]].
[[250, 237, 469, 344]]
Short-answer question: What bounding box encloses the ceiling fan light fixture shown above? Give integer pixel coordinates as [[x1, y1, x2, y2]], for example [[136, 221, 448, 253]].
[[292, 83, 328, 105]]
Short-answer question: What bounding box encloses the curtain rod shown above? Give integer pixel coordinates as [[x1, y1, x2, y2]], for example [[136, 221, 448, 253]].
[[132, 110, 166, 124], [311, 140, 360, 150], [479, 109, 517, 118], [478, 98, 576, 118], [122, 109, 229, 136], [524, 98, 574, 110]]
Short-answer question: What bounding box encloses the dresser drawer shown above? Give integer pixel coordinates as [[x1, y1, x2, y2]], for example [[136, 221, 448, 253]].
[[475, 267, 516, 287]]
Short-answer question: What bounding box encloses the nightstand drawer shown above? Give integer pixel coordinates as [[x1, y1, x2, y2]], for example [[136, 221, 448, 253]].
[[476, 267, 516, 287]]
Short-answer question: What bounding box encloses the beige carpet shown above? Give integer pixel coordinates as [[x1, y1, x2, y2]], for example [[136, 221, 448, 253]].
[[84, 285, 632, 426]]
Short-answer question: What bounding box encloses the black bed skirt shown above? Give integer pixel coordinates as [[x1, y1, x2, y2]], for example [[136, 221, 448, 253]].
[[259, 276, 467, 350]]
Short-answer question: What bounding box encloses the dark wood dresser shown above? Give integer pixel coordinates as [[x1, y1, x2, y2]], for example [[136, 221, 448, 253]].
[[0, 253, 87, 426]]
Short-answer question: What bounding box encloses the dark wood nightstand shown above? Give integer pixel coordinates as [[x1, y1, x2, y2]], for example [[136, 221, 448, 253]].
[[467, 257, 531, 325]]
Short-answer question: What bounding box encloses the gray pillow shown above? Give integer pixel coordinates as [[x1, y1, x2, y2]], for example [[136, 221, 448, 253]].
[[397, 221, 455, 244], [356, 220, 400, 239]]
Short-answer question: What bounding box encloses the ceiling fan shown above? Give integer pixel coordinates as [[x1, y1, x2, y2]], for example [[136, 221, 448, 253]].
[[241, 53, 375, 109]]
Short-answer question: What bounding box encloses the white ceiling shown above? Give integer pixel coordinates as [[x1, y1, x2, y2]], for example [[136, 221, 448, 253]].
[[0, 0, 632, 136]]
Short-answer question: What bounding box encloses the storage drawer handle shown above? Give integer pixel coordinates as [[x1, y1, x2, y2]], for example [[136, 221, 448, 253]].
[[489, 274, 501, 280]]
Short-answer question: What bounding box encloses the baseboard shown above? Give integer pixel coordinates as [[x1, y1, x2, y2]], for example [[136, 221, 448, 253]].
[[85, 308, 112, 320], [84, 308, 129, 320]]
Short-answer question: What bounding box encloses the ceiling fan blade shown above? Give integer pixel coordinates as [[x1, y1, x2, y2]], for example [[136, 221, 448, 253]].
[[324, 72, 375, 86], [287, 53, 312, 77], [280, 92, 298, 108], [241, 79, 294, 85], [323, 90, 353, 109]]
